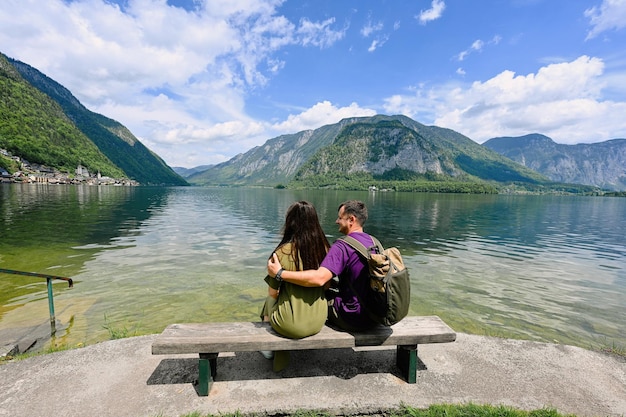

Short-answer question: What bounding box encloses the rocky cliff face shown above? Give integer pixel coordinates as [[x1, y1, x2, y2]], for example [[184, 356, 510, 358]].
[[483, 134, 626, 191], [189, 116, 376, 185], [190, 129, 330, 185], [296, 120, 460, 177]]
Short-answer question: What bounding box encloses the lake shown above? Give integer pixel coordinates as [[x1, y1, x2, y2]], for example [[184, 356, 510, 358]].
[[0, 184, 624, 350]]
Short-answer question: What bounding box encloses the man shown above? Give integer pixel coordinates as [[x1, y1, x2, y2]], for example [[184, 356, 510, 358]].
[[267, 200, 377, 331]]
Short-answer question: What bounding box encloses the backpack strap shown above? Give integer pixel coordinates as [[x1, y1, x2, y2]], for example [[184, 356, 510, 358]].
[[339, 235, 369, 259], [337, 235, 386, 324], [339, 235, 384, 259], [370, 236, 384, 253]]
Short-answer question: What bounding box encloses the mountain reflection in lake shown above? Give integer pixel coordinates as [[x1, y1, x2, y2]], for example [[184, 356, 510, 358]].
[[0, 185, 624, 350]]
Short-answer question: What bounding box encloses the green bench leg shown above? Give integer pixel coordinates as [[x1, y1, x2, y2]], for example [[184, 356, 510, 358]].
[[396, 345, 417, 383], [197, 353, 218, 396]]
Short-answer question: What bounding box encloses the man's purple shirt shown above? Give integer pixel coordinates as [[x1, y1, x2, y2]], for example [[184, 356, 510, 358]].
[[321, 231, 376, 329]]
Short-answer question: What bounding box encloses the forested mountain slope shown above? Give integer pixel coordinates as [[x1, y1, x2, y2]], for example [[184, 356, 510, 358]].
[[1, 53, 124, 178], [0, 52, 186, 185]]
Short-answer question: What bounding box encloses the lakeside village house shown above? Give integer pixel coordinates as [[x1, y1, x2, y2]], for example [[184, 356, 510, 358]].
[[0, 148, 138, 186]]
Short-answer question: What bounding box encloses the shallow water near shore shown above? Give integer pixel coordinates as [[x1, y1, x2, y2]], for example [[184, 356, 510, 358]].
[[0, 184, 624, 350]]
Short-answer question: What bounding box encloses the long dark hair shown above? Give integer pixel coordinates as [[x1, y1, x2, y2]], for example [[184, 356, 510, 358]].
[[273, 201, 330, 270]]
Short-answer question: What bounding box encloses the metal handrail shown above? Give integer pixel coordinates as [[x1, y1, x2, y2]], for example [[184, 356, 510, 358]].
[[0, 268, 74, 334]]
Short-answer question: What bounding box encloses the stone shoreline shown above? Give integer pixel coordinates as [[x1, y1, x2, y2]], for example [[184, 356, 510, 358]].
[[0, 333, 624, 417]]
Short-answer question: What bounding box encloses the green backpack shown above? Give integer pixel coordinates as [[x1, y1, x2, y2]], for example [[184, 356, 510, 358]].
[[339, 235, 411, 326]]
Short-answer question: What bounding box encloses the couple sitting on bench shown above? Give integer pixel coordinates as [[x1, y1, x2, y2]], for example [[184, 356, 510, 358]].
[[261, 199, 384, 370], [151, 199, 453, 396]]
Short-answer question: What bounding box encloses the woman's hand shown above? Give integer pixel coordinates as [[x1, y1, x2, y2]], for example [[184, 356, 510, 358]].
[[267, 252, 283, 277]]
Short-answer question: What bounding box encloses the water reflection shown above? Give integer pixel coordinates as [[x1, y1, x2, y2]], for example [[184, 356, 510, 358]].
[[0, 184, 171, 248], [0, 184, 172, 321]]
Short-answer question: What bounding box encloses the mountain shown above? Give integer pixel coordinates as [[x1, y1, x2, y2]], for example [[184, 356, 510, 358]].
[[173, 165, 213, 178], [189, 115, 549, 192], [483, 134, 626, 191], [0, 52, 187, 186], [188, 118, 353, 186]]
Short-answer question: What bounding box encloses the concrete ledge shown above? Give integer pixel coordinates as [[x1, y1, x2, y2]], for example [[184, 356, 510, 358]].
[[0, 333, 624, 417]]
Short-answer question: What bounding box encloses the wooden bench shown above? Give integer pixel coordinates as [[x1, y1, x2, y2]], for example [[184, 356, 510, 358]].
[[151, 315, 456, 396]]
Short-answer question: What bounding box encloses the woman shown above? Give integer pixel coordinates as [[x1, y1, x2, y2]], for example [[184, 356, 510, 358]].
[[260, 201, 330, 368]]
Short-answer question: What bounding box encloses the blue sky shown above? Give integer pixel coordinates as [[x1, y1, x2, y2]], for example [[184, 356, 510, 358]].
[[1, 0, 625, 168]]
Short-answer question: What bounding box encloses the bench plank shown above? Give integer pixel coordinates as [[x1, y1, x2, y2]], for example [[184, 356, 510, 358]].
[[151, 321, 355, 355], [352, 315, 457, 346]]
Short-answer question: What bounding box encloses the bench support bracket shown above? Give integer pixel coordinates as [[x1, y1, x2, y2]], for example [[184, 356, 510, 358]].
[[396, 345, 417, 383], [197, 353, 218, 396]]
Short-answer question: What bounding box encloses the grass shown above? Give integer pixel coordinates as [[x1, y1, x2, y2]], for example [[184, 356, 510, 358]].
[[102, 312, 143, 339], [601, 344, 626, 356], [587, 337, 626, 357], [0, 340, 83, 363], [172, 404, 576, 417]]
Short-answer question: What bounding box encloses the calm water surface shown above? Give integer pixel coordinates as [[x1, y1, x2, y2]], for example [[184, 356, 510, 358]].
[[0, 184, 624, 349]]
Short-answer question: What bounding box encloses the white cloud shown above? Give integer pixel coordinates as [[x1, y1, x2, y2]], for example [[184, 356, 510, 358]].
[[383, 56, 626, 144], [361, 19, 383, 37], [0, 0, 349, 167], [368, 40, 381, 52], [417, 0, 446, 25], [367, 35, 389, 52], [360, 16, 390, 52], [297, 17, 347, 48], [271, 101, 376, 133], [457, 36, 501, 61], [458, 40, 484, 61], [585, 0, 626, 40]]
